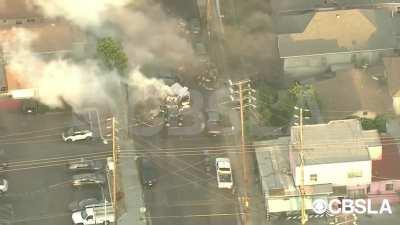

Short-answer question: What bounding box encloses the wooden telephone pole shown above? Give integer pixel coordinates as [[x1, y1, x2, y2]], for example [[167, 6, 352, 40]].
[[298, 108, 308, 225], [229, 79, 256, 224]]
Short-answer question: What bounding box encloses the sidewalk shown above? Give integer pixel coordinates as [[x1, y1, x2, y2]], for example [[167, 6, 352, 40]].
[[117, 147, 147, 225], [116, 85, 148, 225], [224, 134, 268, 225]]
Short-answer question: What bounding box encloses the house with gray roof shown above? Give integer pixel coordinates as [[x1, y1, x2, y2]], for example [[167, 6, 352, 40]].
[[276, 8, 400, 78]]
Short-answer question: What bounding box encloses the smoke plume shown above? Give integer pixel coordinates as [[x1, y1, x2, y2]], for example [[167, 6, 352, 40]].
[[32, 0, 131, 28], [33, 0, 194, 68], [2, 28, 117, 111]]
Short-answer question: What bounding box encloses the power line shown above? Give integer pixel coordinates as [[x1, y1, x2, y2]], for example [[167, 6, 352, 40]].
[[2, 137, 400, 172]]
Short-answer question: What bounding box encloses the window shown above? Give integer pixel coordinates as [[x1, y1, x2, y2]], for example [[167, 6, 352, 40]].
[[385, 183, 394, 191], [348, 170, 363, 178], [310, 174, 318, 182]]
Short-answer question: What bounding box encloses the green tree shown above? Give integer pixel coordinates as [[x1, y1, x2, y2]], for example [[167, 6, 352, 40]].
[[96, 37, 128, 76], [360, 115, 387, 133], [256, 84, 277, 125]]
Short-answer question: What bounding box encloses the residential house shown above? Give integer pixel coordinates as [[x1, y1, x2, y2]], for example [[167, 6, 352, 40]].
[[276, 8, 399, 78], [369, 136, 400, 204], [289, 119, 381, 198], [255, 137, 334, 217], [314, 68, 393, 120], [0, 0, 44, 27], [271, 0, 400, 14]]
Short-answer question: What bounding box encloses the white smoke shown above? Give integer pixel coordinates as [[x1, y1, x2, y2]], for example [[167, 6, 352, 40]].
[[32, 0, 131, 28], [127, 67, 172, 102], [2, 28, 116, 111]]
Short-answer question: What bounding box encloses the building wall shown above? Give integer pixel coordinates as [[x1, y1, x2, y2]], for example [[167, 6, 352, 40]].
[[369, 180, 400, 204], [369, 180, 400, 194], [294, 160, 372, 187], [267, 195, 329, 213], [283, 50, 393, 78]]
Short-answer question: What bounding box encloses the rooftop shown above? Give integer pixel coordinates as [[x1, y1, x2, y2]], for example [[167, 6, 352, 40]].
[[315, 68, 393, 119], [255, 138, 296, 196], [0, 21, 86, 54], [255, 138, 333, 197], [372, 136, 400, 181], [271, 0, 400, 14], [278, 9, 396, 57], [0, 0, 43, 19], [383, 57, 400, 97], [290, 119, 374, 166]]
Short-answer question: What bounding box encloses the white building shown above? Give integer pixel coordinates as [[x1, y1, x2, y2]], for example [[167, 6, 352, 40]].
[[255, 138, 334, 217], [255, 119, 382, 216], [289, 119, 381, 198]]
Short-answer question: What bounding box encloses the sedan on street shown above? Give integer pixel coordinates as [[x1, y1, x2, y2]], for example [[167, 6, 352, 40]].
[[71, 173, 106, 187]]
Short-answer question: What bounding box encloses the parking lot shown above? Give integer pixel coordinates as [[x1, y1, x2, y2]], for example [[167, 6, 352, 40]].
[[0, 109, 112, 225]]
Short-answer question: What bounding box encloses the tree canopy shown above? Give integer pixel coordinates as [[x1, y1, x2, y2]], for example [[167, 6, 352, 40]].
[[96, 37, 129, 76]]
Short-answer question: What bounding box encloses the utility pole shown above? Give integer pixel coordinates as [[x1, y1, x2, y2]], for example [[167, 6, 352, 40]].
[[112, 116, 117, 222], [229, 79, 256, 224], [293, 83, 310, 225], [107, 117, 119, 224], [298, 108, 307, 225]]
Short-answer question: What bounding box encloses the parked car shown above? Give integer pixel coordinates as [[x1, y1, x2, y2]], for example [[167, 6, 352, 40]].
[[137, 158, 158, 188], [72, 173, 105, 187], [68, 159, 103, 172], [21, 99, 38, 114], [0, 178, 8, 193], [62, 128, 93, 143], [215, 158, 233, 189], [72, 204, 114, 225], [206, 110, 222, 136], [190, 18, 201, 35], [68, 198, 102, 212]]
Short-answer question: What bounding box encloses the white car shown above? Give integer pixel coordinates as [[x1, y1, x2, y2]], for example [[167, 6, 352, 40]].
[[62, 128, 93, 142], [0, 178, 8, 193], [215, 158, 233, 189]]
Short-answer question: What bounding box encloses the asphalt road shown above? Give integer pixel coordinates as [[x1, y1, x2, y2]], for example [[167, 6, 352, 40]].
[[0, 110, 111, 225], [134, 134, 238, 225]]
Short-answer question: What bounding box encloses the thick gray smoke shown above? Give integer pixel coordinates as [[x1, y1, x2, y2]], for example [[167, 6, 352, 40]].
[[33, 0, 194, 69], [109, 6, 195, 68]]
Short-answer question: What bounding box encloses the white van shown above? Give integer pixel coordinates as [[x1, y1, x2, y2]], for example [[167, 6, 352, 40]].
[[72, 204, 114, 225]]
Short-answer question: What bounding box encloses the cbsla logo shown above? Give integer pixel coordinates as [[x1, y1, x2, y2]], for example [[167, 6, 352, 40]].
[[312, 198, 392, 215]]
